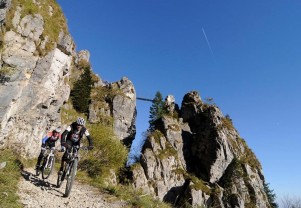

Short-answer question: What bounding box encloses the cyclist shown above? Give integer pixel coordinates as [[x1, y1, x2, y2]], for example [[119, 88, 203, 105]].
[[59, 117, 93, 174], [36, 127, 61, 170]]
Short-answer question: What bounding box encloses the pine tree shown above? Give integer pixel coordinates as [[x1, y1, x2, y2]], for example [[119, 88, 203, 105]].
[[148, 91, 165, 131], [264, 182, 278, 208], [71, 66, 93, 114]]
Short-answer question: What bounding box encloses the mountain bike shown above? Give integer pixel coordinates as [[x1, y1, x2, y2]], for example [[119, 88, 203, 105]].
[[36, 147, 55, 179], [56, 145, 88, 197]]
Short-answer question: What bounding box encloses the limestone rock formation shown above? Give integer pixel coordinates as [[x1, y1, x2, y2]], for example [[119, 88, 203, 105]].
[[130, 91, 271, 207], [0, 1, 137, 157], [89, 76, 136, 147], [0, 1, 72, 157]]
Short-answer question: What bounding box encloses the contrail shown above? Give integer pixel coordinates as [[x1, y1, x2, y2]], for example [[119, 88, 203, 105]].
[[202, 27, 216, 61]]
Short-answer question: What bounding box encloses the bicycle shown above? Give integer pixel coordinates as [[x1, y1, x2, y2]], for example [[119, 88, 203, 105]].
[[36, 147, 56, 179], [56, 145, 88, 197]]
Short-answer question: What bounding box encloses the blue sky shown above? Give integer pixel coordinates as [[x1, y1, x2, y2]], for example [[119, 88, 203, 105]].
[[57, 0, 301, 202]]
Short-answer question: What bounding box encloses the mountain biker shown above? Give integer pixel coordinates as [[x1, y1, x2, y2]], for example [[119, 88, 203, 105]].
[[59, 117, 93, 174], [36, 127, 61, 170]]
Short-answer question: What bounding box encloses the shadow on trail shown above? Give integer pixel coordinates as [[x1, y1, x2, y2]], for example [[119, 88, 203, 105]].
[[21, 169, 65, 197]]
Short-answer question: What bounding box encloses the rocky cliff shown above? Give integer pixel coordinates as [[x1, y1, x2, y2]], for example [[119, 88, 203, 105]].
[[130, 92, 271, 207], [0, 0, 73, 157], [0, 0, 136, 157]]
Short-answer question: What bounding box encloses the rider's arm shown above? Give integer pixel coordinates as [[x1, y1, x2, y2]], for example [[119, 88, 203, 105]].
[[61, 126, 71, 144], [42, 136, 48, 145], [84, 130, 93, 147]]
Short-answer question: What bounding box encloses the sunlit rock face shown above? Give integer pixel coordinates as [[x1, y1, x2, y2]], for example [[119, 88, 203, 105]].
[[130, 91, 271, 207], [88, 76, 137, 147], [0, 1, 73, 157]]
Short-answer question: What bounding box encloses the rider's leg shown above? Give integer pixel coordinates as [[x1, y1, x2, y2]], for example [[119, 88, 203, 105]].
[[59, 140, 71, 172], [36, 148, 46, 168], [59, 152, 66, 173]]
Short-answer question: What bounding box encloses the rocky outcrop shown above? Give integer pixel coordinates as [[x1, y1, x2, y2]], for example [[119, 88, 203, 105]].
[[89, 77, 136, 147], [111, 77, 136, 146], [130, 91, 271, 207], [0, 1, 72, 157]]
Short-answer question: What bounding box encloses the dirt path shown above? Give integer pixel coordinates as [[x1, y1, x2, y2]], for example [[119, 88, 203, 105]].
[[18, 168, 127, 208]]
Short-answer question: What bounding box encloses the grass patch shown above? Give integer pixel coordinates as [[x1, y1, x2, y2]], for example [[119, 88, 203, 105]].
[[79, 123, 128, 180], [103, 185, 172, 208], [184, 175, 211, 195], [238, 138, 262, 170], [0, 149, 23, 208], [221, 114, 235, 131]]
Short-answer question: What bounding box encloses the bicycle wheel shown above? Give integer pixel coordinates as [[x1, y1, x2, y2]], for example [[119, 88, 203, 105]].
[[64, 158, 78, 197], [42, 156, 55, 179]]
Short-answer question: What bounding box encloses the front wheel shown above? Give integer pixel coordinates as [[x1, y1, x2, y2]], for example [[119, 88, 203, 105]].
[[64, 159, 78, 197], [42, 156, 55, 179]]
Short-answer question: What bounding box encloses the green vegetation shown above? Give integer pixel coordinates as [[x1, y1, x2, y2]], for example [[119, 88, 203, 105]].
[[238, 137, 262, 170], [149, 130, 164, 142], [5, 0, 68, 53], [219, 158, 244, 188], [149, 91, 166, 131], [79, 123, 128, 180], [71, 66, 93, 114], [0, 149, 23, 208], [263, 182, 278, 208], [103, 185, 172, 208], [189, 176, 211, 194], [222, 114, 235, 131]]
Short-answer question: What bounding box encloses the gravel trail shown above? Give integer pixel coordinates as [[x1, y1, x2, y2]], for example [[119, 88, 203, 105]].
[[18, 168, 126, 208]]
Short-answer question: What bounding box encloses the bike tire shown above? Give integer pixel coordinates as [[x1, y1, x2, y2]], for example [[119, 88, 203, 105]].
[[64, 158, 78, 197], [42, 156, 55, 179]]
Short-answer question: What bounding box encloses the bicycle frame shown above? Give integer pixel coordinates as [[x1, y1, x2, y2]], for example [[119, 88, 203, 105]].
[[41, 147, 56, 179], [65, 146, 79, 175], [44, 149, 55, 166]]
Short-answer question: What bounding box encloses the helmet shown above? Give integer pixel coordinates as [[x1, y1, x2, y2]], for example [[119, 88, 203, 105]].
[[76, 117, 85, 126], [54, 127, 61, 133]]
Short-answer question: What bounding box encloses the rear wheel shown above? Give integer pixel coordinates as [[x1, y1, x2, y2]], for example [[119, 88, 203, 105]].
[[42, 156, 55, 179], [64, 159, 78, 197]]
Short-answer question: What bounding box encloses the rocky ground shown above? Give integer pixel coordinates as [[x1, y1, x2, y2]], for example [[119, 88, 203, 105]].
[[18, 167, 127, 208]]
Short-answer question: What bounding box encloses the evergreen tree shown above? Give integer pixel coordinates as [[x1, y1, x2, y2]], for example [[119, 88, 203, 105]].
[[264, 182, 278, 208], [71, 66, 93, 114], [148, 91, 165, 131]]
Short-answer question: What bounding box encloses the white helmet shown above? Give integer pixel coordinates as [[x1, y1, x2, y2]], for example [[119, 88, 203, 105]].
[[77, 117, 85, 126], [54, 127, 61, 133]]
